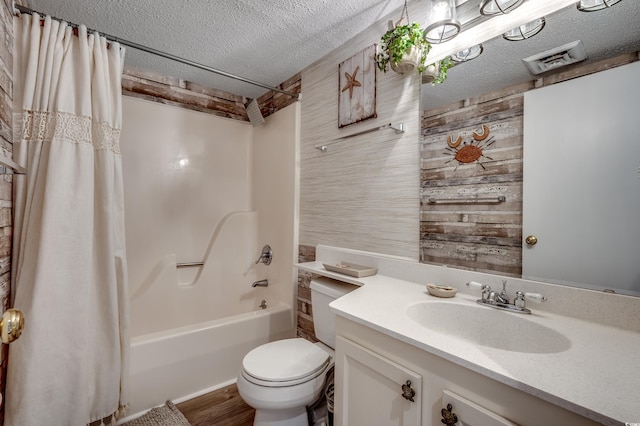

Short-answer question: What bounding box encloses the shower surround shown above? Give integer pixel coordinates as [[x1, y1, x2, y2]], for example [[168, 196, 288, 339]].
[[119, 95, 299, 415]]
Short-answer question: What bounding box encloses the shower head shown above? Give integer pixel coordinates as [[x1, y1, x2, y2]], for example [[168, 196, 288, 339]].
[[245, 98, 265, 126]]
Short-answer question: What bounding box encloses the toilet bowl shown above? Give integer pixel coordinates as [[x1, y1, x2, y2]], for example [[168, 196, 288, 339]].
[[237, 277, 357, 426], [237, 338, 333, 425]]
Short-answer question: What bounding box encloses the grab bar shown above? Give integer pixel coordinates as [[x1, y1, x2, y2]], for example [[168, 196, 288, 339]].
[[427, 196, 506, 205], [176, 262, 204, 268]]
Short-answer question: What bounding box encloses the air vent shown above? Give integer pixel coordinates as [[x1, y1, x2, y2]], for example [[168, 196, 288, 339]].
[[522, 40, 587, 75]]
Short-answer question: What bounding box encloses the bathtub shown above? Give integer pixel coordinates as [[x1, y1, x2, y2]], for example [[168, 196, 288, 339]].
[[125, 303, 294, 418]]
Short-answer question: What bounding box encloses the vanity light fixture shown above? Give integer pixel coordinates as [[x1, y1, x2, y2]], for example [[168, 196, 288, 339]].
[[503, 17, 545, 41], [577, 0, 622, 12], [479, 0, 525, 16], [424, 0, 460, 44], [451, 44, 483, 62]]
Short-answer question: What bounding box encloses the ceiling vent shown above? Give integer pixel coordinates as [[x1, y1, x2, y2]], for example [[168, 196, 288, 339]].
[[522, 40, 587, 75]]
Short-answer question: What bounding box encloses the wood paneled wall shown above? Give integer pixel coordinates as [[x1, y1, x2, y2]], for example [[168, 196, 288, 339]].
[[296, 245, 318, 341], [420, 52, 639, 277], [0, 1, 13, 423], [421, 89, 525, 276], [122, 66, 300, 122]]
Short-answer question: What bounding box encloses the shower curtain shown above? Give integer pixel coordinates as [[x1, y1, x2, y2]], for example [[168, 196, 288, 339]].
[[6, 13, 129, 425]]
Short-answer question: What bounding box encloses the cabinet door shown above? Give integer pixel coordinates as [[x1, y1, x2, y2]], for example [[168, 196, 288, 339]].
[[335, 336, 422, 426]]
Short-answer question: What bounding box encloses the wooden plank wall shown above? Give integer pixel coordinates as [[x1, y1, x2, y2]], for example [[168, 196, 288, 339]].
[[420, 52, 639, 277], [122, 66, 300, 122], [296, 244, 318, 342], [421, 88, 525, 276]]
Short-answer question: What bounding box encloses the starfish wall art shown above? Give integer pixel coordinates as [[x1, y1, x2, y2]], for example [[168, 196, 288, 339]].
[[338, 45, 377, 128]]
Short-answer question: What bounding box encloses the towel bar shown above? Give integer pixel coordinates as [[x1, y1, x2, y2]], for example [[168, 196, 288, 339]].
[[176, 262, 204, 268]]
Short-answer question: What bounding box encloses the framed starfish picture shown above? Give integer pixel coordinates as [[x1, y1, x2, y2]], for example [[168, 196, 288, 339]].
[[338, 45, 377, 128]]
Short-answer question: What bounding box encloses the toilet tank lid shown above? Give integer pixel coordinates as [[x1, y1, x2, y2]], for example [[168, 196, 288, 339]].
[[310, 277, 359, 299]]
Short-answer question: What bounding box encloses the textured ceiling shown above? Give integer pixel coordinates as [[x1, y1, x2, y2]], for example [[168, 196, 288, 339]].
[[25, 0, 406, 99], [23, 1, 640, 108]]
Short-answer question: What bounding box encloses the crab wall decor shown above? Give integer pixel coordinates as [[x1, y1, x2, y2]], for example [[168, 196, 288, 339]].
[[443, 124, 495, 170]]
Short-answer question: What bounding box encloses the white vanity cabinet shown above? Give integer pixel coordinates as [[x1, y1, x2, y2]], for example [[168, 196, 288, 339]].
[[336, 335, 422, 426], [334, 316, 600, 426]]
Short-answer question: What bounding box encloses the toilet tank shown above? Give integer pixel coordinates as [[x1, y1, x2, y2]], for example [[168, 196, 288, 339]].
[[310, 277, 358, 349]]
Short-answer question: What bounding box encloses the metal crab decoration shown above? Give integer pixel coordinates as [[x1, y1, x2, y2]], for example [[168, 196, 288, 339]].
[[444, 124, 495, 170]]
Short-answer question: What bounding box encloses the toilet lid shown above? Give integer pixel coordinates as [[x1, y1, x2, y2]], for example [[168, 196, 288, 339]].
[[242, 338, 330, 383]]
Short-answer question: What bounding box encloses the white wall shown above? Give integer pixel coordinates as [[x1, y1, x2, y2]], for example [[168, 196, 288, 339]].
[[299, 4, 426, 260], [121, 96, 298, 337], [253, 103, 301, 317]]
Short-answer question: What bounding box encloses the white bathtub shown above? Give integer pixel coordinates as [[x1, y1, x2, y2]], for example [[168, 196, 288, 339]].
[[125, 303, 294, 418]]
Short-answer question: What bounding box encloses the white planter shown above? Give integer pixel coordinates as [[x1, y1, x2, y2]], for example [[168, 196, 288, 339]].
[[421, 63, 440, 84], [390, 46, 422, 75]]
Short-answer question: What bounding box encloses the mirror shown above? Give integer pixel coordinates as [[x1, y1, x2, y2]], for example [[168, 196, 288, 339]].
[[420, 1, 640, 296]]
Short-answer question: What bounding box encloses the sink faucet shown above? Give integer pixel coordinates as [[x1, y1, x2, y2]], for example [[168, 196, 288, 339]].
[[466, 280, 546, 314], [495, 280, 509, 304]]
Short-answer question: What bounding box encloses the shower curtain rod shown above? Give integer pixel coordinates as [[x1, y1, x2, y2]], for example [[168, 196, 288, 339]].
[[14, 4, 300, 100]]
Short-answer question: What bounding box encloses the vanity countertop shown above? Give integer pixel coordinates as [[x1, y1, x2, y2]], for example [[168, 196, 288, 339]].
[[297, 260, 640, 426]]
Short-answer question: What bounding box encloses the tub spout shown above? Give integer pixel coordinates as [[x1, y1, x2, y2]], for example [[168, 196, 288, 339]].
[[252, 279, 268, 287]]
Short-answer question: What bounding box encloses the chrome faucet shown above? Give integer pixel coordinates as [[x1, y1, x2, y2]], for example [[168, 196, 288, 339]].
[[495, 280, 509, 304], [466, 280, 546, 314], [252, 279, 269, 287]]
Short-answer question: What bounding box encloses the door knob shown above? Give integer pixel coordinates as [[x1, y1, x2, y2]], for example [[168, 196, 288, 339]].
[[0, 309, 25, 343], [525, 235, 538, 246]]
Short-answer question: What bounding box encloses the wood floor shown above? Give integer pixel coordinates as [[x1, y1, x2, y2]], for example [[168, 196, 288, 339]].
[[176, 384, 255, 426]]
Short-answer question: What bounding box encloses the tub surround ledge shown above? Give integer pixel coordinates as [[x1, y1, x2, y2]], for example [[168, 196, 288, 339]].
[[296, 245, 640, 426]]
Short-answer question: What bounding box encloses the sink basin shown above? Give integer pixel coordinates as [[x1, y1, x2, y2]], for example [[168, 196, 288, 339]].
[[405, 301, 571, 354]]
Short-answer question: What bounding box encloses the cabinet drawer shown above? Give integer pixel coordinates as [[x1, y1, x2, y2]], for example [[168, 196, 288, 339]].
[[442, 390, 518, 426]]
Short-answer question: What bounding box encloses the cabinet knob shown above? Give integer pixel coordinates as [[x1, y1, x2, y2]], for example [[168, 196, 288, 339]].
[[401, 380, 415, 402], [525, 235, 538, 246], [441, 403, 458, 426], [1, 309, 24, 344]]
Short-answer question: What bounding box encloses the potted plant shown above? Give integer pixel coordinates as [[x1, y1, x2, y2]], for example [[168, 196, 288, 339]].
[[375, 22, 431, 75], [422, 56, 454, 84]]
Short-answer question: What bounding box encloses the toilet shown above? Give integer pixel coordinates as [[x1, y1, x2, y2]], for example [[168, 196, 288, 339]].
[[237, 276, 356, 426]]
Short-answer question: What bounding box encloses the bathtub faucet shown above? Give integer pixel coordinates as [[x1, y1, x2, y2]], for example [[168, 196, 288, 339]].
[[252, 279, 269, 287]]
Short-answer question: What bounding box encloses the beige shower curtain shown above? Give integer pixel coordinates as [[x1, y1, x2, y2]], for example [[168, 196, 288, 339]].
[[6, 13, 129, 425]]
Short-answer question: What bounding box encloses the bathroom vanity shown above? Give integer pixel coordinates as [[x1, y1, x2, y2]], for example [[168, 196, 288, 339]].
[[296, 245, 640, 426]]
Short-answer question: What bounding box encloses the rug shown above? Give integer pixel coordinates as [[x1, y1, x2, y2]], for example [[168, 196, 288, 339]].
[[122, 401, 191, 426]]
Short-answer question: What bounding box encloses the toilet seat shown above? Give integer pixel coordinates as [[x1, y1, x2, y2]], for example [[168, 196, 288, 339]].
[[242, 338, 330, 388]]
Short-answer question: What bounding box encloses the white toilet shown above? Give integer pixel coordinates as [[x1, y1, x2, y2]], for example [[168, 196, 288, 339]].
[[237, 276, 356, 426]]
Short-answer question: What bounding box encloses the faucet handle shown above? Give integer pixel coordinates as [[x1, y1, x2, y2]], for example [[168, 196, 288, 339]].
[[466, 281, 493, 302], [524, 292, 547, 303], [466, 281, 486, 291], [255, 244, 273, 265]]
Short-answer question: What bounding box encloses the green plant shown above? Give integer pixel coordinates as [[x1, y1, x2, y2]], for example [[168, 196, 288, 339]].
[[375, 22, 431, 74], [431, 56, 454, 85]]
